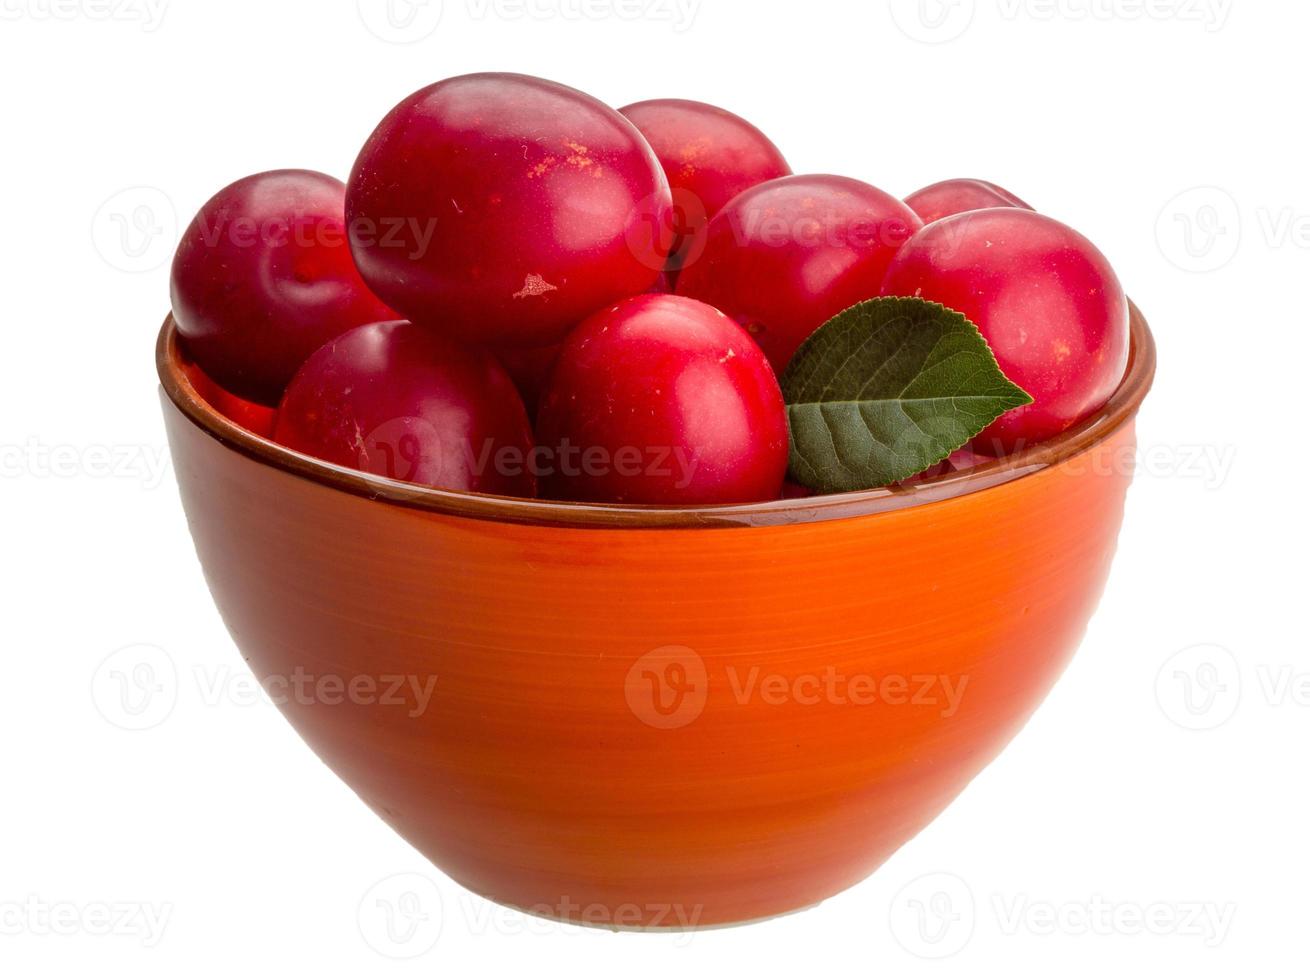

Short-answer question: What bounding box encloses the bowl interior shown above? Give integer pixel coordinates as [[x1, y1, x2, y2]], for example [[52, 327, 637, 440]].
[[157, 304, 1156, 529]]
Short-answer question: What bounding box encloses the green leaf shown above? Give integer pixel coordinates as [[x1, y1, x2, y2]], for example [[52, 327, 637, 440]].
[[781, 297, 1032, 493]]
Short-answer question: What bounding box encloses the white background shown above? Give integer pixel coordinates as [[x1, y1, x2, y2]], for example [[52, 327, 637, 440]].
[[1, 0, 1304, 975]]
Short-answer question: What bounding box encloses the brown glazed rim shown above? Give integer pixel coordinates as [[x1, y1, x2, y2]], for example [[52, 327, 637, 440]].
[[157, 304, 1156, 530]]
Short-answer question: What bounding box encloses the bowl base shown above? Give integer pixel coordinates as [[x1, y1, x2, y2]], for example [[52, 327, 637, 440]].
[[464, 884, 823, 933]]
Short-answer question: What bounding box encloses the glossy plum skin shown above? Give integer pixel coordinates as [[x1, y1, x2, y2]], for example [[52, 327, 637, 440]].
[[535, 295, 788, 505], [676, 175, 923, 372], [171, 170, 396, 405], [346, 73, 673, 349], [274, 321, 535, 497], [904, 178, 1032, 225], [881, 209, 1129, 452], [619, 98, 790, 270]]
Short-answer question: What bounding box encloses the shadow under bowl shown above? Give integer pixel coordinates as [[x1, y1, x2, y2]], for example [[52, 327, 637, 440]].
[[158, 305, 1155, 928]]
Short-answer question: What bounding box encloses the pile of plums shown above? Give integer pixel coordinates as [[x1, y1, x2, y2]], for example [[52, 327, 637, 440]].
[[170, 72, 1129, 505]]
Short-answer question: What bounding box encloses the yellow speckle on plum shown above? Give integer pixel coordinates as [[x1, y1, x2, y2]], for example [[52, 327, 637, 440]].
[[513, 274, 559, 299]]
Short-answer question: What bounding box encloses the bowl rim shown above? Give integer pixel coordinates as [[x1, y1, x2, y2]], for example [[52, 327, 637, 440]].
[[157, 304, 1156, 530]]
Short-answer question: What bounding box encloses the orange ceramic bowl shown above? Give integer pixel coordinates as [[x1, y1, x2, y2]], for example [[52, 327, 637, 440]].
[[158, 307, 1155, 928]]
